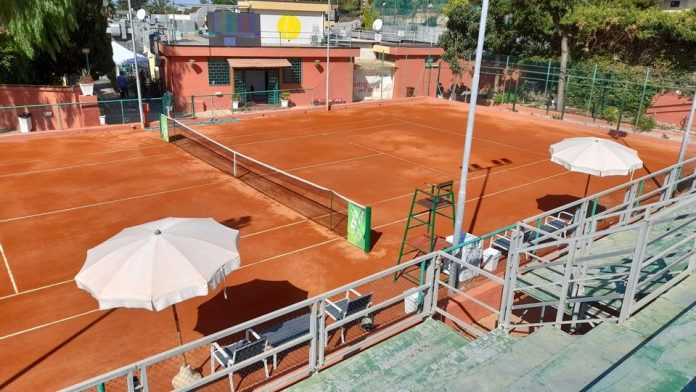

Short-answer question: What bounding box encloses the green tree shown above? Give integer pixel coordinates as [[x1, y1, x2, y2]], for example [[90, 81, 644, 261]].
[[0, 0, 75, 59], [117, 0, 148, 10], [211, 0, 235, 4]]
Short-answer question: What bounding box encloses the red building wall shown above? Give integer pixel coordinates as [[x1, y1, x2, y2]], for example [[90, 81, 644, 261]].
[[0, 84, 83, 131]]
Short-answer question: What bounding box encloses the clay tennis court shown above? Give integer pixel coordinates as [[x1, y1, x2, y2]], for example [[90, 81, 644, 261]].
[[0, 98, 683, 390]]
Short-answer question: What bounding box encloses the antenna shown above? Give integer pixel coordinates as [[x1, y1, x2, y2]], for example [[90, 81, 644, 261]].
[[372, 18, 383, 32]]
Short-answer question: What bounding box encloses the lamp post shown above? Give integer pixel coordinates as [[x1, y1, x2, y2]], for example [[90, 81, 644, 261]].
[[326, 0, 331, 110], [128, 1, 145, 129], [451, 0, 490, 287], [81, 48, 91, 72]]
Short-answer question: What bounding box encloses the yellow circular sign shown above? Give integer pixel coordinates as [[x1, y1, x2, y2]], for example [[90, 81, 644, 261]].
[[277, 15, 301, 41]]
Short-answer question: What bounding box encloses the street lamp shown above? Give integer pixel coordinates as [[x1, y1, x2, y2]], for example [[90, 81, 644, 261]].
[[81, 48, 91, 72], [128, 2, 146, 129]]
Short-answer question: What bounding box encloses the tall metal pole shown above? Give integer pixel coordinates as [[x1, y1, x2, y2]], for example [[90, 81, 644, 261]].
[[453, 0, 490, 245], [128, 0, 145, 129], [325, 0, 331, 110], [677, 86, 696, 163]]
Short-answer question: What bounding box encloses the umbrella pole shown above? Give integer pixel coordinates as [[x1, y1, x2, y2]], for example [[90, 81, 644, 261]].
[[171, 304, 188, 366], [584, 175, 591, 197]]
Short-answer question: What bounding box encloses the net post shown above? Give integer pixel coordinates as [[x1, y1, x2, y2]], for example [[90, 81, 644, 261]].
[[329, 191, 334, 231], [233, 152, 237, 177]]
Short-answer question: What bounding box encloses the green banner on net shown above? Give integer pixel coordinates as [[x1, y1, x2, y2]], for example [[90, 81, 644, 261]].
[[347, 202, 371, 252], [159, 114, 169, 142]]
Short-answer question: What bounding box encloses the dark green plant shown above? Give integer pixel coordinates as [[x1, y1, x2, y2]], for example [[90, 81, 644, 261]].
[[636, 115, 656, 132], [601, 106, 619, 124]]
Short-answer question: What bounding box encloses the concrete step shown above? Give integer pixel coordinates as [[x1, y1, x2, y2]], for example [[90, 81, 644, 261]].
[[587, 300, 696, 391], [287, 319, 469, 392], [506, 322, 644, 391], [394, 328, 515, 391], [428, 326, 576, 391]]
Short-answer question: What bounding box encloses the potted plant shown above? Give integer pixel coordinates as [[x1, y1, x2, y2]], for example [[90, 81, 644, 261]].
[[99, 106, 107, 125], [280, 91, 290, 108], [232, 93, 241, 110], [78, 69, 95, 96]]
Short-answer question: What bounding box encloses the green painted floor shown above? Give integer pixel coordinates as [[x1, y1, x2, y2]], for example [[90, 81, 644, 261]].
[[288, 275, 696, 391]]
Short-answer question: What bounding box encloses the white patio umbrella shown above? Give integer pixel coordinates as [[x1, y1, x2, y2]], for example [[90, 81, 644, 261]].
[[550, 137, 643, 196], [75, 217, 241, 386]]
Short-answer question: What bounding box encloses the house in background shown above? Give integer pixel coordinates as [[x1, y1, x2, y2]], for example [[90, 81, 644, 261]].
[[661, 0, 696, 10]]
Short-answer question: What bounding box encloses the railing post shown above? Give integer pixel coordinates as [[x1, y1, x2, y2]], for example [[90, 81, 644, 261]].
[[233, 153, 237, 177], [317, 300, 326, 368], [555, 236, 579, 328], [139, 365, 149, 392], [120, 100, 125, 125], [619, 220, 650, 323], [621, 182, 640, 224], [308, 301, 319, 374], [421, 253, 437, 317], [499, 227, 523, 330], [126, 370, 136, 392]]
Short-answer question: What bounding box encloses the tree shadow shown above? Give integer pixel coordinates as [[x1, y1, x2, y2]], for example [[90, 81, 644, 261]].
[[194, 279, 309, 337]]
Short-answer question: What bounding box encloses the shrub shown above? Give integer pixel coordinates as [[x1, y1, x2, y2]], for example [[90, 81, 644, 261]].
[[601, 106, 619, 124], [280, 91, 291, 100], [636, 115, 656, 132], [492, 92, 517, 105]]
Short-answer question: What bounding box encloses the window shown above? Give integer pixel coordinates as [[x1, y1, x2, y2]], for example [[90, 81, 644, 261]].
[[283, 58, 302, 84], [670, 1, 681, 7], [208, 58, 230, 85]]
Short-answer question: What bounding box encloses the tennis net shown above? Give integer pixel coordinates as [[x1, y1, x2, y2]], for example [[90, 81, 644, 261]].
[[160, 115, 371, 248]]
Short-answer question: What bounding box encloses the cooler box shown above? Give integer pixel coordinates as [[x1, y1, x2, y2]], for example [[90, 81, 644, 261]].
[[404, 291, 420, 313], [482, 247, 503, 272]]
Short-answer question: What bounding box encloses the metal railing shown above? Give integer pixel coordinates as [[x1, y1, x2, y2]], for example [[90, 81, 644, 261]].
[[61, 158, 696, 391], [185, 89, 316, 118], [0, 98, 164, 133]]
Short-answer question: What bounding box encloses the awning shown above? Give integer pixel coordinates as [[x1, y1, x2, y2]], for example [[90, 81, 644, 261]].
[[227, 58, 292, 68], [354, 59, 397, 70]]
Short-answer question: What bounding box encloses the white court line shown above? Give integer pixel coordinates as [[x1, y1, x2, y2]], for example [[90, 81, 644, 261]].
[[285, 153, 384, 172], [0, 153, 173, 178], [0, 309, 100, 341], [373, 171, 571, 230], [367, 157, 553, 206], [0, 179, 233, 223], [213, 121, 406, 147], [0, 279, 74, 301], [0, 145, 167, 168], [396, 118, 549, 157], [0, 244, 18, 294]]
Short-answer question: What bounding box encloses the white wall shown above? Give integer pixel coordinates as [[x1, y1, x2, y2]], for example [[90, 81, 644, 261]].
[[259, 11, 323, 46]]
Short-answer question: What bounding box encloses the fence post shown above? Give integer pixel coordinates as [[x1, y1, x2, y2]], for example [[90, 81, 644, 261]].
[[317, 300, 327, 368], [120, 100, 125, 124], [586, 64, 598, 120], [190, 95, 195, 118], [308, 301, 319, 373], [421, 254, 437, 316], [512, 73, 520, 111], [543, 59, 552, 95], [634, 68, 651, 130], [561, 75, 570, 120], [616, 81, 630, 133], [619, 220, 650, 323]]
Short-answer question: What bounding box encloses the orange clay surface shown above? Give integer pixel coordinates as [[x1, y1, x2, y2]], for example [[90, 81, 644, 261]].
[[0, 98, 683, 390]]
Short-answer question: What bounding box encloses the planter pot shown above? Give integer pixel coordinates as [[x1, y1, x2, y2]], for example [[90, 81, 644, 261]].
[[80, 83, 94, 96], [232, 101, 239, 110], [281, 99, 289, 108], [99, 115, 107, 125]]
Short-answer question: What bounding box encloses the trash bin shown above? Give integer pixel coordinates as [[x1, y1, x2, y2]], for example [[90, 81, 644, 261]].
[[406, 87, 415, 97], [18, 113, 32, 133]]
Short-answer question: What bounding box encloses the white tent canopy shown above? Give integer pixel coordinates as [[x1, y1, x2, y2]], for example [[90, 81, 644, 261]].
[[111, 41, 148, 67]]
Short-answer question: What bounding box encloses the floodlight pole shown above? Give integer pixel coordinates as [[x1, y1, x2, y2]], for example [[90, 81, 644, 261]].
[[326, 0, 331, 110], [451, 0, 490, 285], [677, 87, 696, 163], [128, 0, 145, 129]]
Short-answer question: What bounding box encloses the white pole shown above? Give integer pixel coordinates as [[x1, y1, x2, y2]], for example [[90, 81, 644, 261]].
[[326, 0, 331, 110], [677, 86, 696, 163], [451, 0, 489, 285], [128, 0, 145, 129]]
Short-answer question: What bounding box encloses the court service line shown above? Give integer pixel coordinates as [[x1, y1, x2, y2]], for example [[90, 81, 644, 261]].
[[210, 121, 407, 147], [0, 309, 100, 342], [0, 153, 174, 178], [198, 116, 397, 144], [0, 244, 18, 294], [285, 153, 384, 172], [0, 145, 167, 168], [0, 179, 233, 223], [373, 171, 571, 230], [367, 157, 553, 206], [0, 278, 74, 302], [325, 133, 453, 176], [237, 237, 342, 270], [396, 118, 549, 157]]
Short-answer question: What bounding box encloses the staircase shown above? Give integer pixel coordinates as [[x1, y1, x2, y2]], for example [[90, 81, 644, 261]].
[[287, 275, 696, 392]]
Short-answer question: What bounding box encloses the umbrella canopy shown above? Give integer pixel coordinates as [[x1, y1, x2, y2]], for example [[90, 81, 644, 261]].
[[550, 137, 643, 177], [76, 217, 240, 311]]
